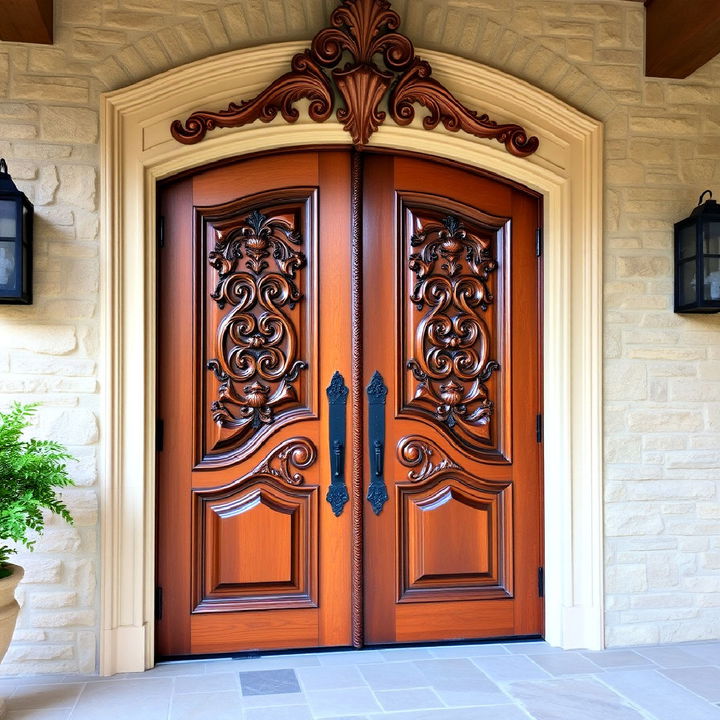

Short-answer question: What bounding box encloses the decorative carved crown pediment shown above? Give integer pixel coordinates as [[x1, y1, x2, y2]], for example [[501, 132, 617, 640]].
[[171, 0, 538, 157]]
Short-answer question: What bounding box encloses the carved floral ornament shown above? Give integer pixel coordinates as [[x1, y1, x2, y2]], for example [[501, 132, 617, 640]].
[[171, 0, 539, 156]]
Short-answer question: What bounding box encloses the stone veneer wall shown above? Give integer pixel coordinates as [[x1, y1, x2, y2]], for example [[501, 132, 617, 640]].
[[0, 0, 718, 674]]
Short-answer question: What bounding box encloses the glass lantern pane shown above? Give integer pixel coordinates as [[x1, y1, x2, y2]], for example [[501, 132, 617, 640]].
[[703, 256, 720, 301], [679, 223, 696, 259], [0, 239, 16, 291], [680, 259, 697, 306], [0, 199, 17, 238], [703, 221, 720, 255]]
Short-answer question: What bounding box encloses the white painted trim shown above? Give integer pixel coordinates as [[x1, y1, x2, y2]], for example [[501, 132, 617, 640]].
[[100, 42, 604, 674]]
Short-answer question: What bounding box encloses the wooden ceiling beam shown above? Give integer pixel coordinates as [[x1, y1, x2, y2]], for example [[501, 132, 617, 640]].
[[646, 0, 720, 78], [0, 0, 53, 45]]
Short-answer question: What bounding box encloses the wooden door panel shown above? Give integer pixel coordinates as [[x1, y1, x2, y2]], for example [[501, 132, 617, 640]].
[[157, 150, 353, 657], [398, 471, 512, 603], [395, 600, 515, 642], [398, 195, 511, 461], [198, 190, 318, 466], [193, 438, 318, 613], [363, 153, 542, 645]]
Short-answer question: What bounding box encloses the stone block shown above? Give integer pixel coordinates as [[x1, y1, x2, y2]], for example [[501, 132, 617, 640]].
[[0, 324, 76, 355], [40, 107, 98, 144], [606, 623, 659, 647], [0, 123, 37, 140], [29, 592, 78, 609], [21, 559, 62, 584], [32, 610, 95, 628], [627, 409, 703, 433], [606, 563, 648, 594], [56, 165, 97, 211]]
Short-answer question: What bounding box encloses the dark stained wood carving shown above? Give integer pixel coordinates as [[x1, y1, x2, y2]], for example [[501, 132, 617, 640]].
[[207, 207, 308, 446], [171, 0, 538, 156], [193, 437, 318, 612], [397, 435, 460, 483], [405, 212, 501, 452]]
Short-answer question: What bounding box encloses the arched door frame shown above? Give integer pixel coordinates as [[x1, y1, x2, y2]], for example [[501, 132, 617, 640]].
[[100, 42, 603, 675]]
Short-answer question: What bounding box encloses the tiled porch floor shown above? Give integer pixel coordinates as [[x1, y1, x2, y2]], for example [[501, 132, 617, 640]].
[[2, 640, 720, 720]]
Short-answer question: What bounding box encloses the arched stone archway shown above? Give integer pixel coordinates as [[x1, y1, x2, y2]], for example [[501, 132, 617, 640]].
[[100, 40, 603, 674]]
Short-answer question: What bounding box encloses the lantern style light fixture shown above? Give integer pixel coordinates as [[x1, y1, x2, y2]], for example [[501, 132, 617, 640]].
[[675, 190, 720, 313], [0, 159, 33, 304]]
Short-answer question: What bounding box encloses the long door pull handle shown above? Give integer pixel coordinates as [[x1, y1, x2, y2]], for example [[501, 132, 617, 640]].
[[326, 372, 349, 517], [366, 371, 388, 515]]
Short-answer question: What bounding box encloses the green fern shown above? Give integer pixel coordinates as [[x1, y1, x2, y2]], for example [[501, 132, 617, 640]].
[[0, 403, 75, 579]]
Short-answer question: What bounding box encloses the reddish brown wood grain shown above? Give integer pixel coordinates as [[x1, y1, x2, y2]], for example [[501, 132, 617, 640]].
[[646, 0, 720, 78], [362, 154, 543, 644], [0, 0, 52, 44]]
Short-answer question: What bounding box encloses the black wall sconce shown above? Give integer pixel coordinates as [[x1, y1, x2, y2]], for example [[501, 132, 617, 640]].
[[675, 190, 720, 313], [0, 159, 33, 304]]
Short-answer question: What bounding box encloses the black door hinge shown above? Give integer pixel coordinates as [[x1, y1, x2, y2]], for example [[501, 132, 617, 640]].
[[157, 216, 165, 249], [536, 228, 543, 257], [155, 586, 163, 620], [536, 414, 542, 443], [156, 418, 164, 452], [538, 567, 544, 598]]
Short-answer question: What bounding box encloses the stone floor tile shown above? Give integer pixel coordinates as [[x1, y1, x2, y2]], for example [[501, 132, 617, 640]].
[[414, 658, 507, 706], [168, 691, 243, 720], [503, 641, 563, 655], [683, 643, 720, 665], [227, 655, 322, 671], [428, 643, 510, 658], [173, 672, 239, 694], [245, 705, 313, 720], [378, 647, 433, 661], [295, 665, 366, 692], [7, 711, 71, 720], [238, 669, 300, 696], [368, 707, 529, 719], [374, 688, 443, 711], [528, 651, 602, 676], [305, 687, 382, 717], [8, 684, 84, 711], [508, 678, 645, 720], [471, 654, 552, 682], [317, 650, 386, 666], [633, 645, 704, 668], [359, 662, 427, 691], [601, 668, 720, 720], [581, 650, 654, 669], [661, 666, 720, 702], [241, 692, 309, 708], [69, 678, 173, 720]]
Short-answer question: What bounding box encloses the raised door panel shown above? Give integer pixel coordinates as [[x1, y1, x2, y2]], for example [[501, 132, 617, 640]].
[[194, 438, 318, 612], [397, 440, 513, 604], [362, 153, 543, 645]]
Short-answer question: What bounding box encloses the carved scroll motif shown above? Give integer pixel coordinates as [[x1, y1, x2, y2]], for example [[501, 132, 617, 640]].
[[171, 0, 538, 156], [252, 437, 317, 486], [397, 435, 460, 483], [207, 209, 308, 440], [406, 214, 500, 449]]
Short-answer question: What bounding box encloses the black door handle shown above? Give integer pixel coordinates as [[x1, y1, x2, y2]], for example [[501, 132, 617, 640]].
[[326, 372, 349, 516], [366, 371, 388, 515]]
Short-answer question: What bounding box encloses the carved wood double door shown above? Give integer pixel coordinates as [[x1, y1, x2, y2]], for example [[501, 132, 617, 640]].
[[156, 149, 543, 657]]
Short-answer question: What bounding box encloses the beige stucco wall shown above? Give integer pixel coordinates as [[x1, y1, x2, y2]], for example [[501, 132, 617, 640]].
[[0, 0, 719, 674]]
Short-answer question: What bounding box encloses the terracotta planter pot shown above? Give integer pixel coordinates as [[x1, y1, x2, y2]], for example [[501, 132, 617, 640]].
[[0, 563, 23, 664]]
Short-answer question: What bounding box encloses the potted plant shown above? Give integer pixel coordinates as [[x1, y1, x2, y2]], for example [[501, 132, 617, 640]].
[[0, 403, 74, 667]]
